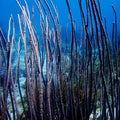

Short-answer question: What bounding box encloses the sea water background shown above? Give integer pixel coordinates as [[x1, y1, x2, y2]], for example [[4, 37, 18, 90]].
[[0, 0, 120, 35]]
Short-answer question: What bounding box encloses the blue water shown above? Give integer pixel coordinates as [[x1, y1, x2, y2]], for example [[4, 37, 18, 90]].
[[0, 0, 120, 34]]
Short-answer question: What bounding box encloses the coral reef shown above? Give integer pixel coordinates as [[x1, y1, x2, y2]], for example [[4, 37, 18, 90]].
[[0, 0, 120, 120]]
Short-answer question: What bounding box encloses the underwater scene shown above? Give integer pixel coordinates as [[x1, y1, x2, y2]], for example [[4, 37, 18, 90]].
[[0, 0, 120, 120]]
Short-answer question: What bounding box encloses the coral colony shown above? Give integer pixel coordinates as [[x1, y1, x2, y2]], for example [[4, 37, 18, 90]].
[[0, 0, 120, 120]]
